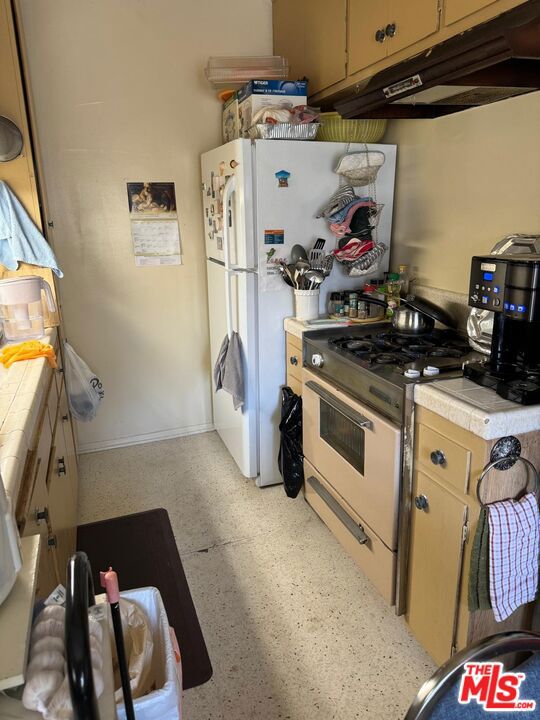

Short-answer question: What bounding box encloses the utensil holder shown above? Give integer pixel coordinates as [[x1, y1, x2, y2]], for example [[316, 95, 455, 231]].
[[294, 289, 319, 321]]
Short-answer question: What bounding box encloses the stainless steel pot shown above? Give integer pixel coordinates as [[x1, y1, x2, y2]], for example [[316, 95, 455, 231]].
[[356, 293, 452, 335], [391, 305, 434, 335]]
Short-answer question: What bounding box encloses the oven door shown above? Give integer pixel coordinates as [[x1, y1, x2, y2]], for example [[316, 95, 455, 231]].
[[302, 369, 401, 550]]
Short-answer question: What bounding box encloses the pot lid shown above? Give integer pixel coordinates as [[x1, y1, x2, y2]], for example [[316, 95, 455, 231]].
[[402, 294, 455, 328]]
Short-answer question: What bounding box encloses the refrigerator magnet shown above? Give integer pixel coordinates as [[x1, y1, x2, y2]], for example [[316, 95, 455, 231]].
[[275, 170, 290, 188], [264, 229, 285, 245]]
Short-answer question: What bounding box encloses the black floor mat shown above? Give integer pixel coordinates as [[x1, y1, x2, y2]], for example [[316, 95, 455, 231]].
[[77, 508, 212, 690]]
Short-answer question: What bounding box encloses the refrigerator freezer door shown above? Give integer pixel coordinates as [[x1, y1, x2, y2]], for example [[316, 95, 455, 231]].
[[206, 259, 258, 478], [201, 140, 255, 269]]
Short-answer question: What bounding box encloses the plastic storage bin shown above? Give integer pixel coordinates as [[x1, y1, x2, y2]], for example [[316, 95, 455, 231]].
[[205, 56, 288, 89]]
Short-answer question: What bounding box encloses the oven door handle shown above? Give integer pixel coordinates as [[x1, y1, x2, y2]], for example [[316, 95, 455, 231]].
[[307, 476, 369, 546], [305, 380, 373, 431]]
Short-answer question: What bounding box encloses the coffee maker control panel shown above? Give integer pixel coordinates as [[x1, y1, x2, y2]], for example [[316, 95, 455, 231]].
[[469, 255, 540, 322]]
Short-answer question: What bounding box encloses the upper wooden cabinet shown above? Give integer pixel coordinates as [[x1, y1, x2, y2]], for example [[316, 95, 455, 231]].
[[444, 0, 498, 26], [273, 0, 347, 95], [348, 0, 440, 76], [273, 0, 528, 101], [347, 1, 388, 76]]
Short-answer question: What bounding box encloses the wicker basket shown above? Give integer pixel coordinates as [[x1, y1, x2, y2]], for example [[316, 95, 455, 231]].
[[318, 113, 387, 143]]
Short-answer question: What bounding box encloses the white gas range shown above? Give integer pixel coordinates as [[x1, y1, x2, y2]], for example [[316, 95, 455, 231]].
[[301, 323, 479, 614]]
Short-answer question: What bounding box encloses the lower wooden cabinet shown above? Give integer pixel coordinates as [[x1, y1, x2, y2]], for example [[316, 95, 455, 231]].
[[17, 353, 79, 599], [286, 332, 303, 396], [407, 470, 468, 665], [47, 382, 78, 580], [407, 406, 540, 664]]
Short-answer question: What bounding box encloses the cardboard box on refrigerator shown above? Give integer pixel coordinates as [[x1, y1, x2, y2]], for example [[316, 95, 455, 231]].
[[222, 93, 240, 143], [237, 80, 308, 137]]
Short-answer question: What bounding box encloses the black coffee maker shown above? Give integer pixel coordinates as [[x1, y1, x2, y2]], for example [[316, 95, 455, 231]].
[[464, 254, 540, 404]]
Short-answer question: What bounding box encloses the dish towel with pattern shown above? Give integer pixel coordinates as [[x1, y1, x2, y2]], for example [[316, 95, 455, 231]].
[[0, 180, 63, 277], [487, 492, 540, 622]]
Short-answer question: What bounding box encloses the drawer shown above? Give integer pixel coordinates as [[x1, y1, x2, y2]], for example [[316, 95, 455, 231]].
[[304, 460, 395, 605], [286, 334, 302, 382], [416, 423, 471, 495]]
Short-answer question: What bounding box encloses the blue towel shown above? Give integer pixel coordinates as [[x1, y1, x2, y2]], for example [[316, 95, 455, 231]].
[[0, 181, 63, 277]]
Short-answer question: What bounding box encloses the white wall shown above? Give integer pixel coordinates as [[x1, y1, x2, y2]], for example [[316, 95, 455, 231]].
[[385, 92, 540, 294], [18, 0, 272, 451]]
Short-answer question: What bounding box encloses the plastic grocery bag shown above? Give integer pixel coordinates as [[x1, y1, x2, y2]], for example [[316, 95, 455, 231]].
[[278, 386, 304, 498], [63, 341, 104, 422]]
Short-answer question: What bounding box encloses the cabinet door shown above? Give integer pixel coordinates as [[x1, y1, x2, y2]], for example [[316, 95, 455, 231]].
[[444, 0, 498, 26], [305, 0, 347, 93], [348, 0, 389, 76], [407, 470, 468, 665], [273, 0, 309, 84], [22, 472, 59, 599], [47, 387, 78, 583], [387, 0, 440, 56]]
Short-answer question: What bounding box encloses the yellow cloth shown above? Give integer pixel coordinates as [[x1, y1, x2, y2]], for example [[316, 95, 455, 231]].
[[0, 340, 57, 369]]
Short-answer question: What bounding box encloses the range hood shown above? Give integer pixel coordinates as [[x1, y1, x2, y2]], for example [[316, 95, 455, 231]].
[[335, 0, 540, 119]]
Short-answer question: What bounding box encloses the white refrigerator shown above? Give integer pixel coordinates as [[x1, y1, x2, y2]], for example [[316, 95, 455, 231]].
[[201, 139, 396, 487]]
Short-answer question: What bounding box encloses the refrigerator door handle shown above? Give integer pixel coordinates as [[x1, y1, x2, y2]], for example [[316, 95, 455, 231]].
[[222, 174, 237, 272]]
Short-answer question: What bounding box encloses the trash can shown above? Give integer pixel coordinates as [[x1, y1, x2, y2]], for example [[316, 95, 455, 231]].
[[111, 587, 182, 720]]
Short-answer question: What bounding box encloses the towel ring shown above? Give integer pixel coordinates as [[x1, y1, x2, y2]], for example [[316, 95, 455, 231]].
[[476, 455, 540, 508]]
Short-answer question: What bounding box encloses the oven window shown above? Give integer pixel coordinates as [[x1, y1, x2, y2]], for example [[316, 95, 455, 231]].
[[320, 399, 365, 475]]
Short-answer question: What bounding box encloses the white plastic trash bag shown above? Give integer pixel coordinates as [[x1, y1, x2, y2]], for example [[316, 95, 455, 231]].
[[113, 587, 182, 720], [63, 341, 104, 422]]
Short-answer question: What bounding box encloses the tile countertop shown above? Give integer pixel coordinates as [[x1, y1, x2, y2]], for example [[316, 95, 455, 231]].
[[284, 316, 360, 340], [0, 328, 57, 506], [415, 377, 540, 440]]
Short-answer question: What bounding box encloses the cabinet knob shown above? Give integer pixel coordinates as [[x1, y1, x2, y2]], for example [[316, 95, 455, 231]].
[[414, 494, 429, 511], [430, 449, 446, 466], [62, 414, 69, 422], [58, 456, 67, 475], [289, 355, 299, 366], [375, 28, 386, 43], [385, 23, 397, 38], [47, 535, 57, 548], [36, 507, 49, 523]]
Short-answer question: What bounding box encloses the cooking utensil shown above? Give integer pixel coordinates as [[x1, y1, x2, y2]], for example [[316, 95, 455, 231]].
[[277, 264, 294, 287], [305, 269, 324, 290], [309, 238, 326, 266], [294, 258, 310, 289], [290, 244, 309, 264]]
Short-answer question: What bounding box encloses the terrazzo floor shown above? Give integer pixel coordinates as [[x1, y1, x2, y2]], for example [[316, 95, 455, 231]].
[[78, 431, 435, 719]]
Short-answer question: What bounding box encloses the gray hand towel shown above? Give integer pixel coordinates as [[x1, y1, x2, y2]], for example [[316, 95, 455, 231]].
[[222, 331, 245, 411], [213, 334, 229, 391]]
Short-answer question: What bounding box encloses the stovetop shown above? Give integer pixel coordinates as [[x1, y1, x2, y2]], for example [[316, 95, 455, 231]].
[[303, 324, 481, 423], [328, 327, 471, 370]]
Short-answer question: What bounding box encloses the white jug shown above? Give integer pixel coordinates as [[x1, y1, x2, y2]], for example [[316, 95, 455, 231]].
[[0, 276, 57, 341]]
